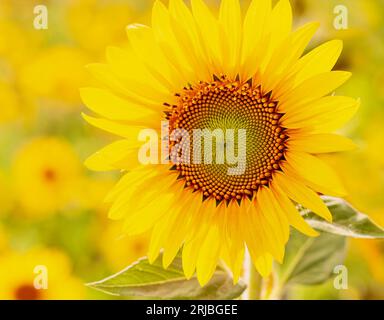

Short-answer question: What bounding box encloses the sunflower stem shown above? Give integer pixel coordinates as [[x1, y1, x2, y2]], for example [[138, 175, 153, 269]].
[[248, 262, 263, 300]]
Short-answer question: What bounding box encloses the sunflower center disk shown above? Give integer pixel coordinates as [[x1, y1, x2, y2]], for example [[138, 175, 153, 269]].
[[165, 75, 288, 204]]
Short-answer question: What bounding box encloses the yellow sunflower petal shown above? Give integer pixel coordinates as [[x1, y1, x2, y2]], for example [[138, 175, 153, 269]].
[[182, 232, 207, 279], [283, 151, 347, 197], [152, 1, 197, 82], [280, 71, 351, 112], [196, 225, 221, 286], [261, 0, 292, 70], [282, 96, 359, 131], [288, 133, 357, 153], [82, 113, 155, 139], [274, 172, 332, 221], [126, 24, 184, 92], [123, 192, 175, 235], [253, 196, 286, 262], [272, 171, 332, 221], [104, 166, 158, 204], [105, 46, 175, 99], [148, 216, 172, 263], [84, 140, 141, 172], [113, 172, 177, 220], [221, 201, 245, 283], [230, 246, 244, 284], [242, 0, 271, 61], [253, 253, 273, 278], [191, 0, 222, 72], [168, 0, 211, 80], [86, 63, 162, 106], [80, 87, 159, 122], [258, 186, 290, 243], [265, 22, 319, 93], [162, 192, 201, 268], [185, 194, 216, 241], [271, 182, 319, 236], [291, 40, 344, 86], [241, 203, 265, 261], [219, 0, 242, 76]]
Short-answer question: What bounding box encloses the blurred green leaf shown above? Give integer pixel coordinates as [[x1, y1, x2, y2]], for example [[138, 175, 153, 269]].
[[302, 196, 384, 239], [276, 230, 346, 289], [87, 253, 246, 300]]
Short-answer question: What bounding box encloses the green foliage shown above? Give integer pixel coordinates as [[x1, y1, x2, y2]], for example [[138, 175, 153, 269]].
[[303, 197, 384, 239], [276, 230, 346, 288], [87, 253, 246, 300]]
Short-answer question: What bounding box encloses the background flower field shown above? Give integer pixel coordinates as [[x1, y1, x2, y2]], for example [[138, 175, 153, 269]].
[[0, 0, 383, 299]]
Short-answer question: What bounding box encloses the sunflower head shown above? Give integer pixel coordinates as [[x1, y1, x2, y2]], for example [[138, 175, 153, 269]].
[[12, 137, 82, 217], [82, 0, 359, 286], [0, 248, 84, 300], [166, 75, 288, 203]]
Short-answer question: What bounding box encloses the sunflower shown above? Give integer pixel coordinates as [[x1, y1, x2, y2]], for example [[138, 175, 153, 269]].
[[99, 221, 150, 271], [0, 224, 8, 252], [12, 137, 82, 217], [66, 0, 151, 57], [19, 46, 90, 108], [0, 80, 20, 124], [0, 170, 14, 216], [81, 0, 359, 285], [0, 248, 85, 300]]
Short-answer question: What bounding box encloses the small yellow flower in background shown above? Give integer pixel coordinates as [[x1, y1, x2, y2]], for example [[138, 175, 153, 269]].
[[363, 118, 384, 168], [290, 0, 382, 38], [99, 222, 150, 271], [0, 248, 85, 300], [0, 224, 8, 253], [0, 80, 21, 124], [19, 47, 90, 108], [0, 170, 14, 216], [66, 0, 150, 57], [82, 0, 359, 285], [351, 239, 384, 286], [12, 137, 82, 217], [79, 176, 117, 215], [0, 20, 42, 68]]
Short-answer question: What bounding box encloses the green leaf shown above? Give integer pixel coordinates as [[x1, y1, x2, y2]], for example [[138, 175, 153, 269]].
[[275, 230, 347, 288], [87, 253, 246, 300], [301, 196, 384, 239]]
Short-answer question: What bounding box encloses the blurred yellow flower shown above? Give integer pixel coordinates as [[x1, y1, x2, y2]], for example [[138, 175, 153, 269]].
[[19, 47, 90, 108], [99, 222, 150, 271], [0, 80, 20, 124], [363, 118, 384, 168], [66, 0, 147, 56], [0, 224, 8, 253], [352, 239, 384, 285], [0, 20, 42, 68], [12, 137, 82, 217], [0, 170, 14, 216], [290, 0, 382, 37], [0, 248, 85, 300], [79, 176, 116, 215]]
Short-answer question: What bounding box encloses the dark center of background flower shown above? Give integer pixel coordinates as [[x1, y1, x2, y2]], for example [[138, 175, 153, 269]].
[[14, 284, 41, 300], [43, 168, 57, 183], [165, 75, 288, 204]]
